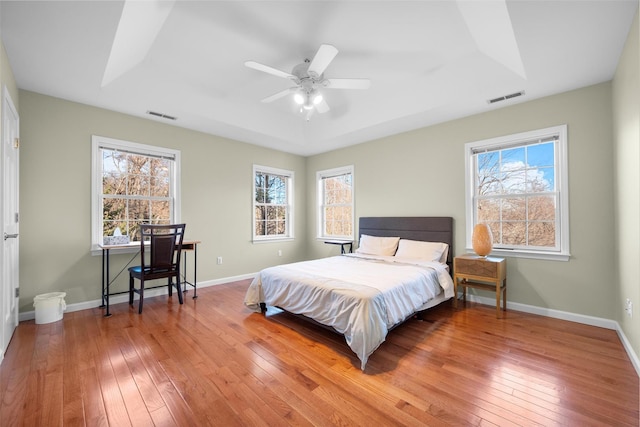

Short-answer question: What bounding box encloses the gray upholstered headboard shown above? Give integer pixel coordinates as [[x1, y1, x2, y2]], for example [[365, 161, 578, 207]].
[[358, 217, 454, 267]]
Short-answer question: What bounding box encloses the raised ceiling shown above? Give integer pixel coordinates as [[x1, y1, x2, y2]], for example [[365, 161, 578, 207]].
[[1, 1, 637, 156]]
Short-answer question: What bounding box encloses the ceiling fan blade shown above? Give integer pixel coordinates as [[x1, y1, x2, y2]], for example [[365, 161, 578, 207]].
[[315, 98, 330, 114], [261, 87, 297, 103], [245, 61, 296, 80], [325, 78, 371, 90], [308, 44, 338, 77]]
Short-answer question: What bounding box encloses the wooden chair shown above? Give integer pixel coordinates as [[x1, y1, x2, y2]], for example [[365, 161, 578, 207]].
[[129, 224, 186, 313]]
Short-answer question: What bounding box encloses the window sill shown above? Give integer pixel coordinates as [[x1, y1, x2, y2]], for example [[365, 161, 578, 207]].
[[464, 246, 570, 262], [252, 237, 294, 244]]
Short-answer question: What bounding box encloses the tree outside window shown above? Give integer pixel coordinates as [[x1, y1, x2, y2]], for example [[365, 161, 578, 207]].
[[476, 141, 556, 248], [92, 136, 180, 250], [102, 150, 172, 242], [317, 166, 354, 240], [465, 125, 569, 260], [253, 165, 293, 241]]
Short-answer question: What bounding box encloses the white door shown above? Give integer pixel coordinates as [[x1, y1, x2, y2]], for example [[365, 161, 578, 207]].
[[1, 87, 19, 363]]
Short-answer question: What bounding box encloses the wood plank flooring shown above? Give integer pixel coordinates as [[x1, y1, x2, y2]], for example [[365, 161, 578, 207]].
[[1, 279, 638, 426]]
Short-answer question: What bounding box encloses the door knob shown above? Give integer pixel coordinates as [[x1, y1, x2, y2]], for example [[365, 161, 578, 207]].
[[4, 233, 18, 240]]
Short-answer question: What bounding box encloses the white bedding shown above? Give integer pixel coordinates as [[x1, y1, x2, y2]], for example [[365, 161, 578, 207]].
[[244, 253, 454, 369]]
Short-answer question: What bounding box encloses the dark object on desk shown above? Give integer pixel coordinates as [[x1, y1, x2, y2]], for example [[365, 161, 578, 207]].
[[129, 224, 186, 313]]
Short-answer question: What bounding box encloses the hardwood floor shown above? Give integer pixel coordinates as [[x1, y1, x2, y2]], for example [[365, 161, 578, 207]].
[[1, 279, 638, 426]]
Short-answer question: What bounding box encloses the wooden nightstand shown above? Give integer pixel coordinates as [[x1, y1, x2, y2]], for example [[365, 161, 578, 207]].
[[453, 254, 507, 318]]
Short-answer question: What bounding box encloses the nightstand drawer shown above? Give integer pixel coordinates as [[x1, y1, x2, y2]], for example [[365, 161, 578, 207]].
[[454, 257, 498, 278]]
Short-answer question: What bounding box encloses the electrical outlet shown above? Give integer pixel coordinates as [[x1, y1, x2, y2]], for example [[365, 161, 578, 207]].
[[625, 298, 633, 318], [217, 256, 223, 265], [278, 249, 282, 257]]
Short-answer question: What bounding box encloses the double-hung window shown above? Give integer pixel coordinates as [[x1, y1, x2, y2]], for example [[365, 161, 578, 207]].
[[253, 165, 293, 241], [465, 125, 569, 260], [91, 135, 180, 250], [317, 166, 354, 240]]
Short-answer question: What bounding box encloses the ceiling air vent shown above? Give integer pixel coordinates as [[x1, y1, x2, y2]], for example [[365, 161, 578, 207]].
[[146, 111, 177, 121], [487, 90, 525, 104]]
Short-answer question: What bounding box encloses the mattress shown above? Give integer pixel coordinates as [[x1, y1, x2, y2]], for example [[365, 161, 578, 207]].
[[244, 253, 454, 369]]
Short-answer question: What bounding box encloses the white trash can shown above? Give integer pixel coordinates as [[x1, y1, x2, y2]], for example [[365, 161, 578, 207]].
[[33, 292, 67, 324]]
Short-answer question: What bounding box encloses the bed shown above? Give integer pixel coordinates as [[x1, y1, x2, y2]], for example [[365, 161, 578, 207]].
[[244, 216, 454, 369]]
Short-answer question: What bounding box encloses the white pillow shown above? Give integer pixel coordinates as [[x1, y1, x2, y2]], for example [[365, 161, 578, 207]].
[[395, 239, 448, 263], [356, 235, 400, 256]]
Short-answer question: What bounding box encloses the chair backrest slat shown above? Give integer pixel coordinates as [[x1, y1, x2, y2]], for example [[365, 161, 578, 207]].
[[139, 224, 186, 273]]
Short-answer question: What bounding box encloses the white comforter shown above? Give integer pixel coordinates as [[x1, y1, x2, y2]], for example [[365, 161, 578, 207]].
[[244, 254, 454, 369]]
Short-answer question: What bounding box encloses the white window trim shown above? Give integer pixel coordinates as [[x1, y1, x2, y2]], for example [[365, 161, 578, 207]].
[[316, 165, 355, 241], [252, 164, 294, 242], [464, 125, 570, 261], [91, 135, 181, 254]]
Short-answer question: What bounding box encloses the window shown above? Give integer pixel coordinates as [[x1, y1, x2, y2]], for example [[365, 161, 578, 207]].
[[253, 165, 293, 241], [317, 166, 354, 240], [465, 125, 569, 261], [91, 135, 180, 250]]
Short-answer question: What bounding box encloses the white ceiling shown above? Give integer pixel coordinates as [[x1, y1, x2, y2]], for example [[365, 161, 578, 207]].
[[1, 1, 637, 156]]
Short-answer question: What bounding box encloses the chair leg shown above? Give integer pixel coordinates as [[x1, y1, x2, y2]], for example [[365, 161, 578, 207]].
[[175, 273, 183, 305], [138, 279, 144, 314], [168, 277, 172, 296], [129, 276, 134, 305]]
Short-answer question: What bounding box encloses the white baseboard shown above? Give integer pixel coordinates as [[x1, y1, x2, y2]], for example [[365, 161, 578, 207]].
[[19, 273, 257, 322], [467, 294, 640, 378]]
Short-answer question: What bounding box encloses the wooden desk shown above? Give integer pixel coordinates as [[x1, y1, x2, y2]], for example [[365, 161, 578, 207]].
[[99, 239, 200, 317], [179, 240, 201, 299], [323, 240, 353, 254], [453, 254, 506, 318]]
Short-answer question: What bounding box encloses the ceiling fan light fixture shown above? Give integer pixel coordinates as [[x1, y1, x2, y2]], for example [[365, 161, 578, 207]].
[[300, 91, 320, 110], [247, 44, 369, 118]]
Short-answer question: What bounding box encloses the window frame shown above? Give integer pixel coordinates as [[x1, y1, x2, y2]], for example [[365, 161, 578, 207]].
[[91, 135, 181, 253], [316, 165, 355, 241], [464, 125, 570, 261], [252, 164, 294, 242]]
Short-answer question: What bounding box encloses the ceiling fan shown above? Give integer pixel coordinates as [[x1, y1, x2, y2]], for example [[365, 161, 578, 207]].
[[245, 44, 371, 118]]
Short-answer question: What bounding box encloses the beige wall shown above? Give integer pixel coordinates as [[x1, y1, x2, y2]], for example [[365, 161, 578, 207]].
[[18, 80, 623, 322], [613, 9, 640, 358], [307, 82, 617, 319], [18, 90, 307, 310]]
